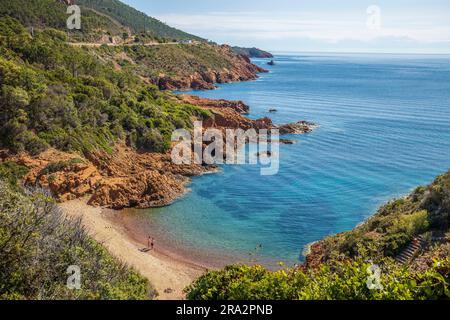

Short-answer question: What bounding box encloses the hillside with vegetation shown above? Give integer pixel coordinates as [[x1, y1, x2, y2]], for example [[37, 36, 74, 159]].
[[93, 43, 267, 90], [185, 172, 450, 300], [310, 170, 450, 265], [0, 0, 268, 210], [0, 0, 131, 42], [1, 0, 266, 92], [0, 16, 210, 156], [77, 0, 203, 41], [0, 13, 223, 210]]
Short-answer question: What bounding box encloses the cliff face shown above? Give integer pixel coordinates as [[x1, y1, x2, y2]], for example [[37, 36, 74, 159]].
[[178, 94, 315, 133], [179, 94, 269, 131]]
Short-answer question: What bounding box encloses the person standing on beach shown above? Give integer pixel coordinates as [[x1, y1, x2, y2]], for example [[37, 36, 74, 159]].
[[150, 237, 155, 250], [147, 236, 152, 250]]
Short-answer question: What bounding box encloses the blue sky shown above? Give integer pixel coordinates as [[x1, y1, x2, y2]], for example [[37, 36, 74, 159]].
[[122, 0, 450, 53]]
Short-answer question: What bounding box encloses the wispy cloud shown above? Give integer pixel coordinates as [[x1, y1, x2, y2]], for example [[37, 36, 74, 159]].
[[155, 9, 450, 52]]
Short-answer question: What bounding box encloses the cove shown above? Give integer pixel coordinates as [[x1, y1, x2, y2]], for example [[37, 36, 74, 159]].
[[125, 53, 450, 268]]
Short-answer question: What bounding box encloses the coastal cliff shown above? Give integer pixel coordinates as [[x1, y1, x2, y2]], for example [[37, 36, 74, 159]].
[[1, 94, 315, 210], [157, 45, 268, 90], [304, 171, 450, 269], [179, 94, 315, 133]]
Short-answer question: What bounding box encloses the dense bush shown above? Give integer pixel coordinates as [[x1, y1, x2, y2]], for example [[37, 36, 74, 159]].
[[185, 258, 450, 300], [0, 180, 154, 300]]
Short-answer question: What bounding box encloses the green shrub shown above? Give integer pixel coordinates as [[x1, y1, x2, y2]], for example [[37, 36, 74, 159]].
[[0, 180, 155, 300]]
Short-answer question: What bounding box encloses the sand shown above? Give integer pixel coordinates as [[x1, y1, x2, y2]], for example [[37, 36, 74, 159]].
[[59, 199, 206, 300]]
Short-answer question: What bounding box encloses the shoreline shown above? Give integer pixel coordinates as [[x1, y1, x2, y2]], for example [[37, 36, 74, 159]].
[[59, 199, 207, 300], [109, 207, 289, 270]]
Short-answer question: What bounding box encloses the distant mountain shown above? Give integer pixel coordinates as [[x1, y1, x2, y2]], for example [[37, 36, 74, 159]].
[[76, 0, 204, 41], [232, 46, 273, 58]]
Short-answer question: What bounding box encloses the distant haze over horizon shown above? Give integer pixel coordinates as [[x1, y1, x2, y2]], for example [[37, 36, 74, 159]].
[[122, 0, 450, 54]]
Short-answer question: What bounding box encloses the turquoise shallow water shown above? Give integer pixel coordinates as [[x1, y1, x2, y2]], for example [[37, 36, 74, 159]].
[[129, 53, 450, 267]]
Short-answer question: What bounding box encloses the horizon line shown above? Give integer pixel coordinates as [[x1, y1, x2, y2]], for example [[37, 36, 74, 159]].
[[264, 50, 450, 56]]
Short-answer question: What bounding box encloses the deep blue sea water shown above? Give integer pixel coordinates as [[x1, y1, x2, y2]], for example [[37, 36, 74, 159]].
[[127, 53, 450, 267]]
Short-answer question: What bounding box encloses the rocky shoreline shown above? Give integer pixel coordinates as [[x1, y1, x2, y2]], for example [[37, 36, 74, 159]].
[[2, 95, 316, 210]]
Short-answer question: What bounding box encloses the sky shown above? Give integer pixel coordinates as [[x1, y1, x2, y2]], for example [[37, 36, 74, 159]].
[[122, 0, 450, 53]]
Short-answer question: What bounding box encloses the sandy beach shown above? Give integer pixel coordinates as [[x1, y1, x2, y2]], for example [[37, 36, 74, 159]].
[[59, 199, 206, 300]]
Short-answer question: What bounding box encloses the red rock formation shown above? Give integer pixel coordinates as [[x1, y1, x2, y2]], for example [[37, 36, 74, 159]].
[[4, 146, 214, 210], [303, 242, 327, 269], [180, 94, 316, 134]]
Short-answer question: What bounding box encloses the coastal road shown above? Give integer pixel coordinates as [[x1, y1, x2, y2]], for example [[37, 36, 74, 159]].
[[67, 41, 193, 48]]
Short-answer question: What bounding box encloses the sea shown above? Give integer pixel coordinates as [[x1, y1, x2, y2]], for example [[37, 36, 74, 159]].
[[123, 53, 450, 268]]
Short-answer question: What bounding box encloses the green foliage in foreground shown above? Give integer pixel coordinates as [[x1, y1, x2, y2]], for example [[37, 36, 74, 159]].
[[0, 17, 210, 155], [185, 257, 450, 300], [0, 180, 155, 300]]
